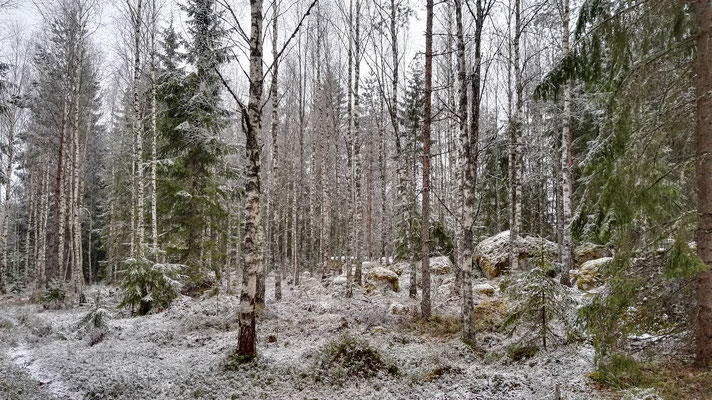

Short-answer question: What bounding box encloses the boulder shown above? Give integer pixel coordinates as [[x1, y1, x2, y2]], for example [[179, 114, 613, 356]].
[[389, 262, 409, 276], [365, 267, 400, 292], [362, 261, 380, 270], [574, 243, 611, 266], [476, 231, 558, 279], [430, 256, 453, 275], [474, 283, 496, 297], [576, 257, 612, 291], [331, 275, 347, 285]]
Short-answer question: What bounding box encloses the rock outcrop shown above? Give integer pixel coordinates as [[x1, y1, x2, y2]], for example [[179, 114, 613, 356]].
[[365, 267, 400, 292], [576, 257, 612, 291], [574, 243, 611, 266], [430, 256, 453, 275], [476, 231, 558, 279]]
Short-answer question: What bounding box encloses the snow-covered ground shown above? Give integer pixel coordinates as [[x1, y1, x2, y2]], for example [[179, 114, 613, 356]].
[[0, 266, 604, 400]]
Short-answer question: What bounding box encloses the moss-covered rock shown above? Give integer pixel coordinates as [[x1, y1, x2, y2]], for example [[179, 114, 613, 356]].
[[365, 267, 399, 292], [474, 283, 496, 297], [476, 231, 558, 279], [576, 257, 613, 291], [430, 256, 453, 275], [574, 242, 611, 266]]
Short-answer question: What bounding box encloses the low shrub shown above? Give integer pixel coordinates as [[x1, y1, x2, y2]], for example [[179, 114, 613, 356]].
[[590, 353, 642, 388], [118, 258, 181, 315], [0, 317, 13, 329], [312, 333, 399, 383], [506, 343, 539, 362]]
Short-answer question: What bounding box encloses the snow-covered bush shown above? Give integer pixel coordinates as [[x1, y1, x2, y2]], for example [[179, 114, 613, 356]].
[[76, 306, 111, 345], [30, 280, 67, 310], [118, 258, 181, 315], [312, 333, 399, 384]]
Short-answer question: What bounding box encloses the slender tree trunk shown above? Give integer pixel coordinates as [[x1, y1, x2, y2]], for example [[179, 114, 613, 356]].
[[694, 0, 712, 367], [388, 0, 415, 299], [560, 0, 573, 285], [0, 116, 15, 293], [353, 0, 363, 286], [455, 0, 475, 343], [150, 0, 159, 257], [131, 0, 144, 258], [70, 51, 84, 299], [509, 0, 522, 272], [238, 0, 264, 360], [36, 159, 50, 290], [346, 0, 354, 298], [271, 0, 281, 300], [421, 0, 434, 319], [24, 174, 34, 287]]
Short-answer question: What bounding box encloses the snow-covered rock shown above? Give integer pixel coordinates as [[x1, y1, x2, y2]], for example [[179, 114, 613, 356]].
[[574, 242, 611, 266], [474, 283, 496, 297], [365, 267, 399, 292], [576, 257, 613, 291], [361, 261, 380, 270], [331, 275, 347, 285], [430, 256, 453, 275], [476, 231, 558, 279]]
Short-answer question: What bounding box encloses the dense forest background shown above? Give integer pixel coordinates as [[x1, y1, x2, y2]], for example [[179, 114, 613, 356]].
[[0, 0, 711, 396]]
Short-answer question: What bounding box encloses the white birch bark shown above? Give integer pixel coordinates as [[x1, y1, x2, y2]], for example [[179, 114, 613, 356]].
[[238, 0, 264, 360], [560, 0, 573, 285]]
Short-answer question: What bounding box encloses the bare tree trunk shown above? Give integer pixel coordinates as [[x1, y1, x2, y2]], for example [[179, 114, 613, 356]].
[[36, 158, 50, 290], [271, 0, 281, 300], [150, 0, 159, 257], [24, 174, 34, 287], [294, 33, 305, 287], [353, 0, 363, 286], [238, 0, 264, 360], [509, 0, 522, 272], [695, 0, 712, 367], [55, 89, 69, 286], [559, 0, 573, 286], [131, 0, 144, 258], [421, 0, 434, 319], [345, 0, 354, 298], [70, 49, 84, 299], [455, 0, 475, 343], [0, 109, 15, 293], [387, 0, 415, 299]]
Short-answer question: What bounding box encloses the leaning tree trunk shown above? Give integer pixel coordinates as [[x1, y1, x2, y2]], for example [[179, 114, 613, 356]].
[[238, 0, 264, 361], [694, 0, 712, 367], [421, 0, 434, 319]]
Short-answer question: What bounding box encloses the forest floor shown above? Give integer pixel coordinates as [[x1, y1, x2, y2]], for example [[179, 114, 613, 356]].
[[0, 262, 704, 400]]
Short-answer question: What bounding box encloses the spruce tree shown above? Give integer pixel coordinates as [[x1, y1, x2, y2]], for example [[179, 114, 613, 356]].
[[157, 3, 230, 282]]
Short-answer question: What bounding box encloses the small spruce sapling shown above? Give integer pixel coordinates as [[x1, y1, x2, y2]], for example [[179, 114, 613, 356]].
[[118, 258, 182, 315], [504, 252, 577, 352]]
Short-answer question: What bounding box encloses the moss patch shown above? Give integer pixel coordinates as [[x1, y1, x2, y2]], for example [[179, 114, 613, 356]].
[[405, 314, 462, 338]]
